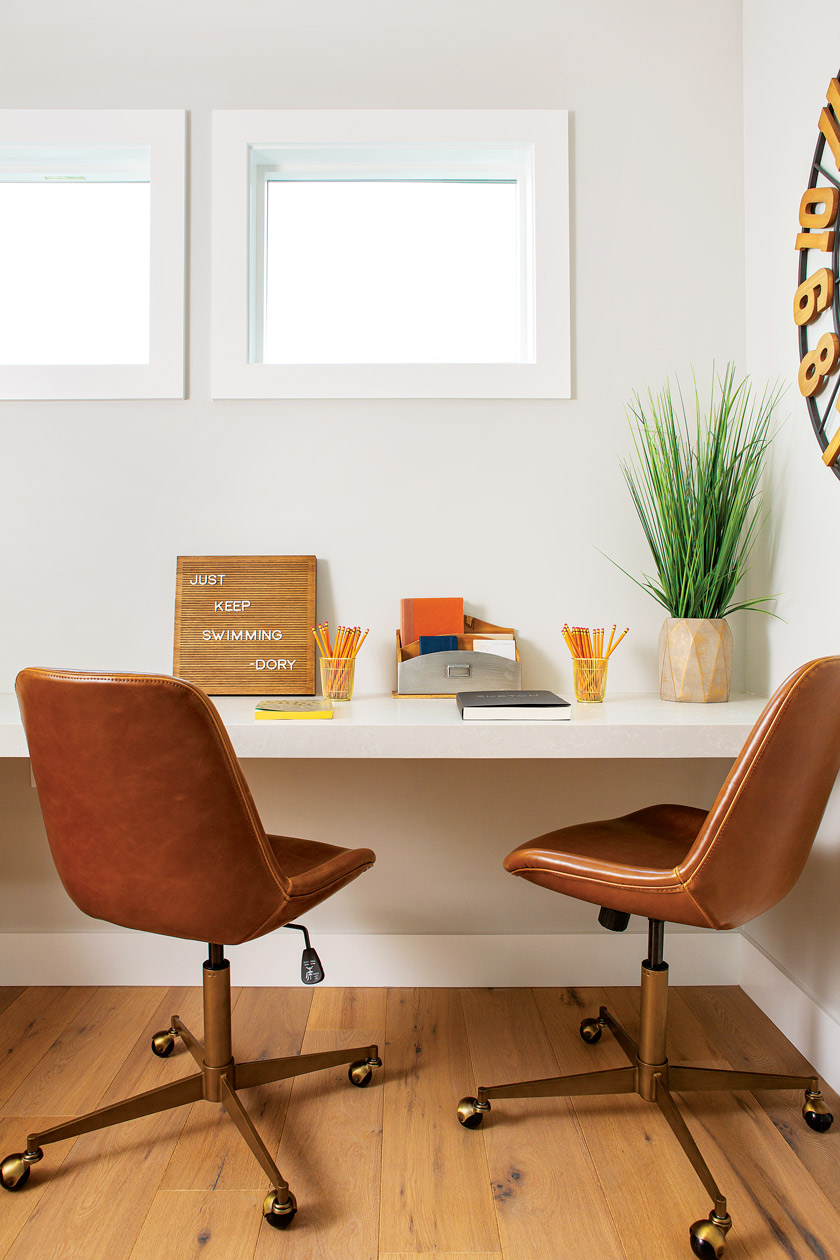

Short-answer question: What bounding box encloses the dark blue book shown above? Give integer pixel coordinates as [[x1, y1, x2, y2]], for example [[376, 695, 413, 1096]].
[[420, 635, 459, 654]]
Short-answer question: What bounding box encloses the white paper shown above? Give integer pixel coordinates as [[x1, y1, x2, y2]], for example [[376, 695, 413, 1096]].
[[472, 639, 517, 660]]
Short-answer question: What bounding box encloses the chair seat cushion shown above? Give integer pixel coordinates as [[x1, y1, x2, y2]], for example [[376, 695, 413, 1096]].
[[239, 835, 376, 941], [504, 804, 715, 928]]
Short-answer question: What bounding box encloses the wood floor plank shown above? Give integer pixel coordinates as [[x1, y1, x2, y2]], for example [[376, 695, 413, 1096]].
[[460, 987, 626, 1260], [2, 1109, 187, 1260], [680, 984, 840, 1201], [96, 987, 206, 1106], [0, 987, 94, 1110], [128, 1189, 263, 1260], [680, 986, 822, 1077], [379, 988, 499, 1254], [0, 1116, 78, 1260], [535, 986, 752, 1260], [161, 986, 312, 1191], [254, 1027, 384, 1260], [2, 987, 163, 1116], [0, 989, 26, 1020], [307, 987, 387, 1031]]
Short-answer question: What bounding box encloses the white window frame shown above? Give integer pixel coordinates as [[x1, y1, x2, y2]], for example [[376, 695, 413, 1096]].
[[0, 110, 186, 400], [211, 110, 570, 399]]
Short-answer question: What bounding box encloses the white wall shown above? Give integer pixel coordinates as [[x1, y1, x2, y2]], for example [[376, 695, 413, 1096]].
[[0, 0, 746, 698], [0, 2, 748, 963], [742, 0, 840, 1025]]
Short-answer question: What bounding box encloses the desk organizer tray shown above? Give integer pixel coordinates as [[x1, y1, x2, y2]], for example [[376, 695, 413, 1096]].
[[394, 615, 521, 697]]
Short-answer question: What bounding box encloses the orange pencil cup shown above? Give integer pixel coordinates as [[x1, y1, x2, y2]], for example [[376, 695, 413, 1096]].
[[572, 657, 608, 703], [320, 657, 355, 701]]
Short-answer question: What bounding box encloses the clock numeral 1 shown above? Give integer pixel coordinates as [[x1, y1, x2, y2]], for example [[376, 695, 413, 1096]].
[[798, 332, 840, 398], [822, 400, 840, 467], [795, 230, 835, 252], [794, 267, 834, 326], [819, 78, 840, 171]]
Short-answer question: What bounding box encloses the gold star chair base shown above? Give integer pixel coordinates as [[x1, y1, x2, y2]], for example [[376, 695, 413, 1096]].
[[457, 922, 832, 1259], [0, 948, 382, 1229]]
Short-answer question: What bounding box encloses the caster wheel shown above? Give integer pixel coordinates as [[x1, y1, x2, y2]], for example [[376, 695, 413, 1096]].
[[348, 1060, 374, 1088], [151, 1031, 175, 1058], [457, 1097, 488, 1129], [689, 1216, 729, 1259], [0, 1155, 30, 1192], [0, 1149, 41, 1192], [263, 1189, 297, 1229], [580, 1017, 603, 1044], [803, 1092, 833, 1132], [805, 1109, 833, 1133]]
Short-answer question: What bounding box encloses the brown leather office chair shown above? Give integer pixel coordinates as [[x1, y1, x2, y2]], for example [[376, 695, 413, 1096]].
[[0, 668, 381, 1231], [457, 657, 840, 1259]]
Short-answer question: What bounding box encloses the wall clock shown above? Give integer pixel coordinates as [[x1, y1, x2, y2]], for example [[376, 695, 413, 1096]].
[[795, 72, 840, 479]]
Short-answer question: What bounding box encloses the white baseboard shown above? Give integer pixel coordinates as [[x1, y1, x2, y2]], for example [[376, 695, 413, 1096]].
[[740, 932, 840, 1093], [0, 928, 739, 988]]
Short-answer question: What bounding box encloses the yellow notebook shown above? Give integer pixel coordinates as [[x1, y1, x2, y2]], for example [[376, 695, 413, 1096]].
[[255, 698, 333, 720]]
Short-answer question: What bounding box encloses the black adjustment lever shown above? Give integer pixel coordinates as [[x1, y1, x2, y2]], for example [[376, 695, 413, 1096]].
[[283, 923, 325, 984]]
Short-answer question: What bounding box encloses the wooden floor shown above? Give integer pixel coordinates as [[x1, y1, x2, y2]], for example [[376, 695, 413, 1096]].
[[0, 983, 838, 1260]]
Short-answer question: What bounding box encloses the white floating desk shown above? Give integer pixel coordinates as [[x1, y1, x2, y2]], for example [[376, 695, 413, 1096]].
[[0, 691, 767, 760], [0, 691, 768, 990]]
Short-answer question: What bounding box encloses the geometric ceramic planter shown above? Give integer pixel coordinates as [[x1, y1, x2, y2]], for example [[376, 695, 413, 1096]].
[[657, 617, 733, 702]]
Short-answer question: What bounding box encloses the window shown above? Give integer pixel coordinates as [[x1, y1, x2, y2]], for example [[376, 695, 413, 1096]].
[[0, 111, 185, 400], [212, 111, 570, 398], [261, 179, 520, 365], [0, 149, 151, 367]]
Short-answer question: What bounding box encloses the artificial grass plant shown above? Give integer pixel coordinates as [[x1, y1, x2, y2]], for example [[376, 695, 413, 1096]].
[[616, 363, 782, 619]]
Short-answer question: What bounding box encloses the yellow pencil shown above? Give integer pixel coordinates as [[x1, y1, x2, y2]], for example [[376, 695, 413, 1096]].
[[562, 623, 627, 659], [353, 628, 369, 657], [607, 627, 629, 657]]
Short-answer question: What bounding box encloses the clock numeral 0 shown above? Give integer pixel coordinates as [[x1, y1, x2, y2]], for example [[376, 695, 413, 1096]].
[[794, 186, 839, 253], [793, 267, 834, 326], [799, 186, 839, 228], [798, 332, 840, 398]]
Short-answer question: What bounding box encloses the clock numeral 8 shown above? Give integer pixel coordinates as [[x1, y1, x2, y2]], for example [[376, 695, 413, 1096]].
[[798, 332, 840, 398]]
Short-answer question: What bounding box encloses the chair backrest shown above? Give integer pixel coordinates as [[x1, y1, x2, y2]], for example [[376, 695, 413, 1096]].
[[16, 668, 293, 944], [677, 657, 840, 930]]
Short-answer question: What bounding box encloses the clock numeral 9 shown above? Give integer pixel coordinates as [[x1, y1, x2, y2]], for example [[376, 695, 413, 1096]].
[[793, 268, 834, 326], [798, 332, 840, 398]]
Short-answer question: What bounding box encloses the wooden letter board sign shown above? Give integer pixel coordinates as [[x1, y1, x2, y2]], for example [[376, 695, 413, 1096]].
[[173, 556, 316, 695]]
